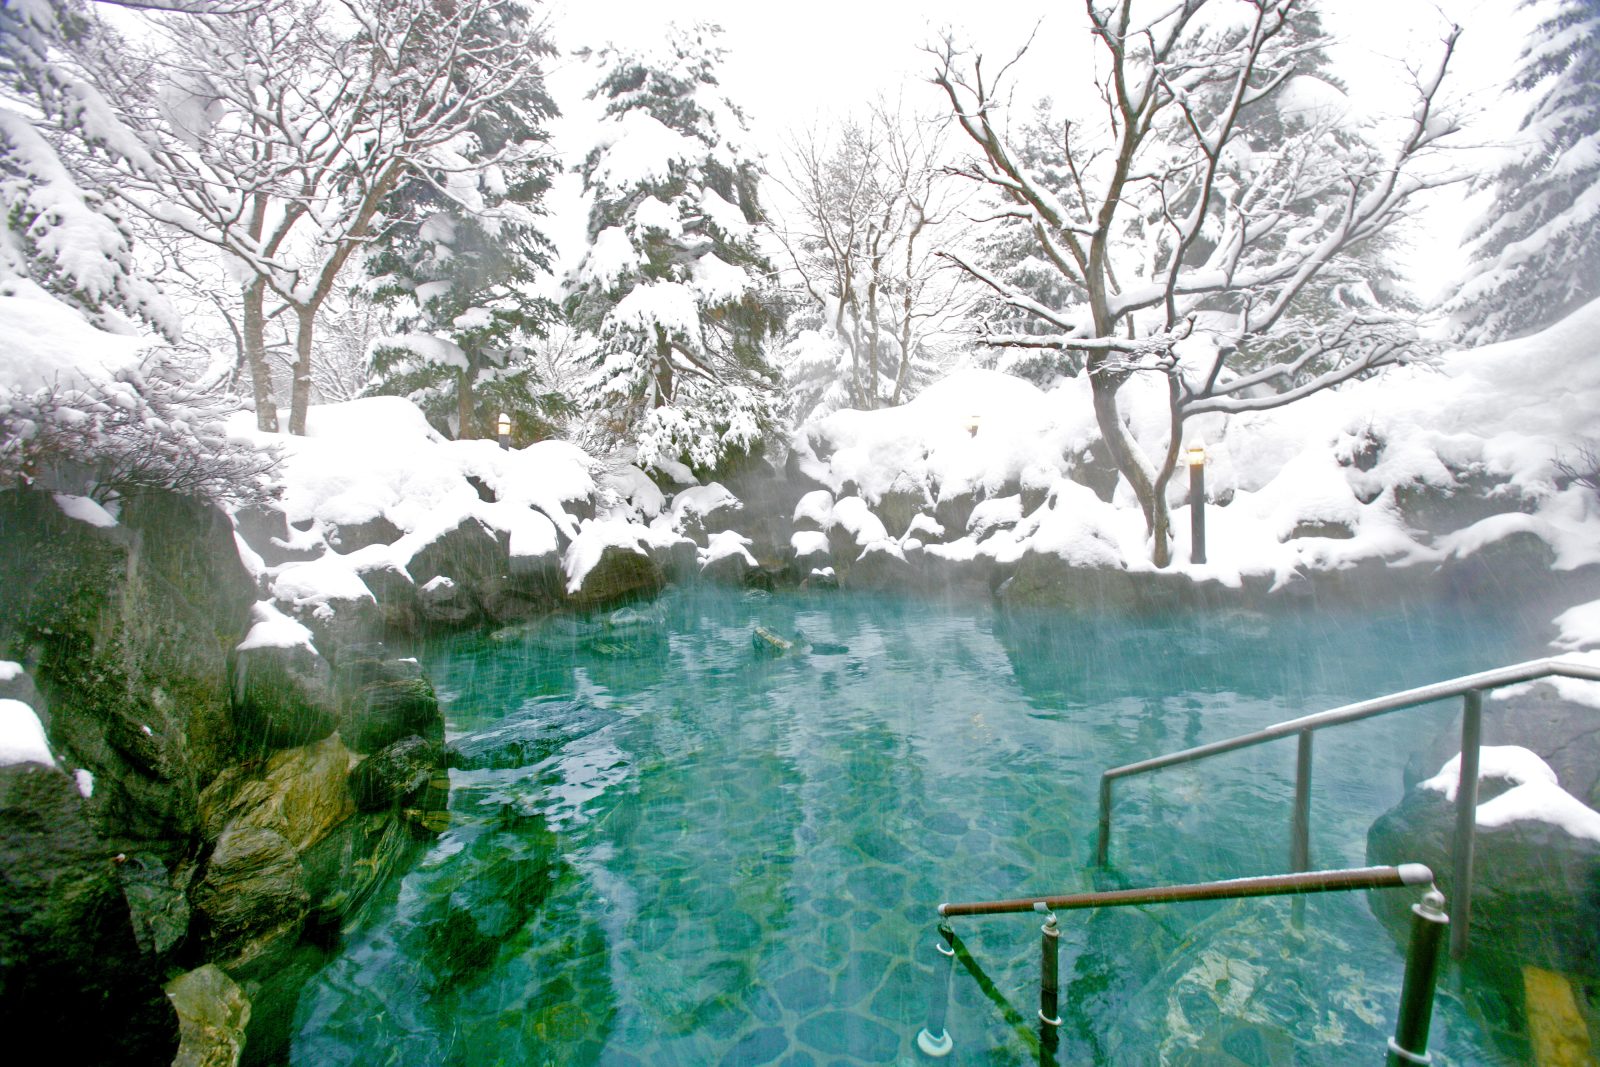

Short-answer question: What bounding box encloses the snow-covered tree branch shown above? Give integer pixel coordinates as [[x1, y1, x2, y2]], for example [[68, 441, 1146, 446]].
[[771, 102, 977, 422]]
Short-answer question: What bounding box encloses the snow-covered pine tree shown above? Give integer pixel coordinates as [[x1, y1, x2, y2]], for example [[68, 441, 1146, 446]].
[[1451, 0, 1600, 343], [364, 0, 563, 442], [565, 23, 782, 474], [0, 0, 175, 336]]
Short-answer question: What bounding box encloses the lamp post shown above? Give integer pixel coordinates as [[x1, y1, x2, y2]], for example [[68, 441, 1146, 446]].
[[496, 412, 511, 451], [1187, 444, 1206, 565]]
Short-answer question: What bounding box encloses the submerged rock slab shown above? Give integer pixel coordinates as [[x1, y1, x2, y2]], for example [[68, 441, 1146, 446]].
[[166, 964, 250, 1067]]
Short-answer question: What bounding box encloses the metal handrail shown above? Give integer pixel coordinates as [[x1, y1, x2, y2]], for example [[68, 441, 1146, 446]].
[[1094, 655, 1600, 957], [938, 862, 1435, 917], [919, 864, 1447, 1066]]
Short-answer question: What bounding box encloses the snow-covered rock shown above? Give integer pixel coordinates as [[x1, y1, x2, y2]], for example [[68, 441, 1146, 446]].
[[1369, 746, 1600, 978]]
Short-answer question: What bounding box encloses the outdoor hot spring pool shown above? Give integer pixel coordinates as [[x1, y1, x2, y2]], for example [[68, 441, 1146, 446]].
[[287, 586, 1559, 1065]]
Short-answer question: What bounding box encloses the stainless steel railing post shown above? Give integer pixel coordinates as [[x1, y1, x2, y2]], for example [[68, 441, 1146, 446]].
[[916, 923, 956, 1058], [1387, 887, 1449, 1066], [1039, 910, 1061, 1032], [1449, 690, 1482, 959], [1038, 909, 1061, 1065], [1095, 775, 1112, 868], [1290, 729, 1314, 927]]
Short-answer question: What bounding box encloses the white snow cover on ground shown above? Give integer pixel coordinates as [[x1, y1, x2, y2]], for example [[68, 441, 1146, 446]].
[[0, 698, 54, 767], [1421, 746, 1600, 842], [53, 493, 117, 527], [236, 599, 316, 653]]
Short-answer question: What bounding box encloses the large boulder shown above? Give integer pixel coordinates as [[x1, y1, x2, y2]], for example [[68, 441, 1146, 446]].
[[0, 761, 180, 1063], [1368, 747, 1600, 979], [230, 642, 338, 756], [843, 542, 917, 591], [0, 487, 254, 852], [326, 515, 402, 555], [198, 735, 356, 854], [567, 546, 665, 610], [191, 823, 310, 970], [357, 562, 420, 634], [416, 574, 478, 627], [407, 517, 509, 596], [166, 964, 251, 1067], [348, 735, 443, 812], [333, 650, 441, 754]]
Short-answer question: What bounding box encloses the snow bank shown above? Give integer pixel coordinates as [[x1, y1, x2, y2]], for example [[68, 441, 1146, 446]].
[[0, 279, 151, 394], [1421, 746, 1600, 842], [52, 493, 117, 528], [793, 298, 1600, 592], [226, 396, 605, 615], [236, 600, 316, 653]]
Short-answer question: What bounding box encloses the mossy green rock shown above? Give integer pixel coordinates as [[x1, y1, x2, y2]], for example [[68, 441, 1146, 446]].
[[230, 642, 338, 755], [333, 651, 441, 753], [166, 964, 251, 1067], [192, 823, 310, 969], [0, 488, 254, 852], [348, 734, 443, 811]]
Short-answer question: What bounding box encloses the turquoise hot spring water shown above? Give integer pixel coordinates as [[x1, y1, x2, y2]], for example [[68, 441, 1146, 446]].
[[287, 585, 1570, 1065]]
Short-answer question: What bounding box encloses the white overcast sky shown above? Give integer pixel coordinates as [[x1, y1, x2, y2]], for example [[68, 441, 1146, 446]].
[[542, 0, 1537, 297], [546, 0, 1528, 138]]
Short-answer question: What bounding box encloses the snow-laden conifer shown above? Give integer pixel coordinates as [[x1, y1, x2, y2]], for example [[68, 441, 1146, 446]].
[[565, 23, 782, 474], [1451, 0, 1600, 342]]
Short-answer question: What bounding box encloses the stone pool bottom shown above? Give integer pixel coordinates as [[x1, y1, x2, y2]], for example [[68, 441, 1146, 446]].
[[287, 586, 1556, 1065]]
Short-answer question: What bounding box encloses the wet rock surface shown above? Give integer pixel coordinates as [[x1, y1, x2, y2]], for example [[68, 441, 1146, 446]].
[[1368, 780, 1600, 979], [569, 545, 665, 609], [167, 964, 251, 1067], [230, 642, 338, 755], [333, 649, 441, 753], [349, 734, 443, 811]]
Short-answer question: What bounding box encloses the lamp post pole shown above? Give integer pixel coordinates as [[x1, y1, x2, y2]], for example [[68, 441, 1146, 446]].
[[496, 412, 511, 451], [1188, 446, 1206, 565]]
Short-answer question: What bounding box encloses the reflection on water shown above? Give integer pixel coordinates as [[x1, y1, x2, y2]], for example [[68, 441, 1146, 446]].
[[290, 586, 1552, 1065]]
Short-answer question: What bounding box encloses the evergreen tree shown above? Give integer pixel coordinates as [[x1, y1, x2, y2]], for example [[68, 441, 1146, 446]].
[[565, 23, 782, 473], [1451, 0, 1600, 342], [364, 0, 564, 442], [0, 0, 175, 336]]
